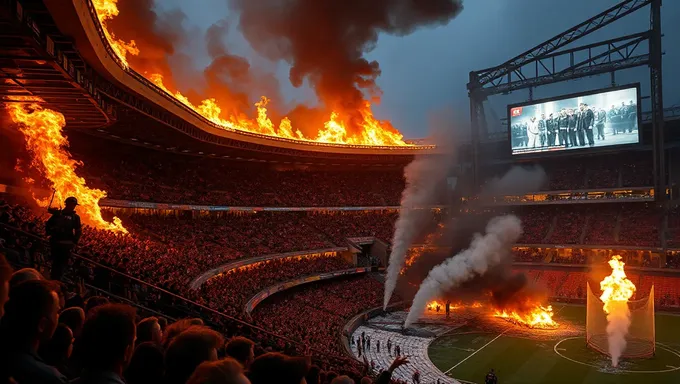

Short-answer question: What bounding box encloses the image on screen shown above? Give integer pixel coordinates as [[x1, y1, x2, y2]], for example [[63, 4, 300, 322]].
[[508, 86, 639, 155]]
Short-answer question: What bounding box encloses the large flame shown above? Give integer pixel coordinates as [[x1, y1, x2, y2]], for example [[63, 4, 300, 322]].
[[91, 0, 410, 147], [7, 102, 127, 233], [494, 305, 558, 329], [600, 255, 636, 310]]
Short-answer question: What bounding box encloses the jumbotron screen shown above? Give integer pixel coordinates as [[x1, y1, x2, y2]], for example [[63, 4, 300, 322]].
[[508, 84, 640, 156]]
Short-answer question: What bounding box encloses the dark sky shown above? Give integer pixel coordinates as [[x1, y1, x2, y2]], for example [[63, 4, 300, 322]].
[[159, 0, 679, 139]]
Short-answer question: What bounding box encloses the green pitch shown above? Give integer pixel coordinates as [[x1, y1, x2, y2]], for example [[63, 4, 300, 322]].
[[428, 305, 680, 384]]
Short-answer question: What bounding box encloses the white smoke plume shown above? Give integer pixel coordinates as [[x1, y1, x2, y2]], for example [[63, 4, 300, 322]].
[[383, 153, 453, 309], [404, 215, 522, 327], [605, 301, 631, 367], [482, 165, 547, 196]]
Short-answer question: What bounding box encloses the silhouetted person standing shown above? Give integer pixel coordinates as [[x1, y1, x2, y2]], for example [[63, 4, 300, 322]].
[[46, 197, 81, 281]]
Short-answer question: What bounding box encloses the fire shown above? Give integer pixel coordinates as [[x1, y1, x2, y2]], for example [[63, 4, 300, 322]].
[[600, 255, 636, 311], [494, 305, 558, 329], [7, 102, 127, 233], [426, 301, 443, 311], [91, 0, 411, 147]]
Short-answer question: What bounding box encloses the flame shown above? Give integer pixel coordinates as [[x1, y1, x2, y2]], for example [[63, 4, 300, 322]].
[[600, 255, 636, 311], [494, 305, 558, 329], [91, 0, 411, 147], [426, 301, 442, 311], [7, 102, 127, 233], [401, 223, 446, 274]]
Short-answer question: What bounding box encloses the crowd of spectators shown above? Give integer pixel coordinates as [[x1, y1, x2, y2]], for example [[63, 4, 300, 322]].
[[549, 209, 587, 244], [252, 275, 391, 357], [617, 204, 662, 247], [195, 255, 353, 315]]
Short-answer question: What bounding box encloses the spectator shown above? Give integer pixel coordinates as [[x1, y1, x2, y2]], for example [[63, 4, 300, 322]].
[[9, 267, 42, 290], [39, 323, 74, 376], [162, 318, 203, 349], [59, 307, 86, 337], [225, 336, 255, 369], [137, 316, 163, 345], [0, 279, 64, 384], [165, 325, 225, 384], [84, 296, 109, 315], [306, 365, 321, 384], [186, 357, 250, 384], [248, 352, 311, 384], [76, 304, 137, 384], [125, 342, 165, 384], [0, 254, 11, 319], [332, 375, 355, 384], [45, 196, 82, 281]]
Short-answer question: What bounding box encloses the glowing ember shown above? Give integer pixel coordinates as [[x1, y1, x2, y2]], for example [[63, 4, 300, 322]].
[[91, 0, 411, 147], [494, 305, 558, 329], [7, 102, 127, 233]]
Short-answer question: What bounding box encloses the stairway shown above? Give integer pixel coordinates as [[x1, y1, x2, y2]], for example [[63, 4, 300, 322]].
[[613, 209, 623, 243], [579, 214, 591, 244], [543, 215, 558, 243]]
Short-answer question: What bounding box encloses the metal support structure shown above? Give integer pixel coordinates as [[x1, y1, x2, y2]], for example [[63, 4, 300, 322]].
[[467, 0, 665, 201]]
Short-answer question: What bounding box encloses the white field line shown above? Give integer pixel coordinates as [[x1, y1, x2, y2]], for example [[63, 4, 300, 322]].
[[444, 331, 506, 374]]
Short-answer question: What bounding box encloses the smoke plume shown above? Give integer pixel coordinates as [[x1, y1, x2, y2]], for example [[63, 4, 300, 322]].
[[383, 133, 456, 309], [228, 0, 463, 133], [604, 301, 631, 367], [482, 165, 547, 196], [404, 215, 522, 327]]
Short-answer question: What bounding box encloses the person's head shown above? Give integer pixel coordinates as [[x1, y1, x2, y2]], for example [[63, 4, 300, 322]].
[[360, 377, 372, 384], [325, 371, 338, 383], [305, 365, 321, 384], [137, 316, 162, 345], [59, 306, 85, 336], [84, 295, 109, 314], [2, 279, 60, 347], [9, 267, 42, 290], [249, 352, 311, 384], [80, 304, 137, 373], [39, 323, 74, 366], [579, 103, 584, 111], [124, 342, 165, 384], [64, 197, 78, 212], [157, 316, 168, 332], [225, 336, 255, 369], [165, 326, 225, 384], [629, 100, 634, 105], [0, 254, 12, 319], [187, 357, 250, 384], [331, 375, 354, 384], [541, 113, 545, 119], [163, 318, 200, 349]]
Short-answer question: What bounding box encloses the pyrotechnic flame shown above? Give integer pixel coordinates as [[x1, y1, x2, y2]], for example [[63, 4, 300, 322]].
[[599, 255, 636, 367], [91, 0, 410, 147], [426, 300, 442, 311], [7, 102, 127, 233], [494, 305, 558, 329], [600, 255, 636, 310]]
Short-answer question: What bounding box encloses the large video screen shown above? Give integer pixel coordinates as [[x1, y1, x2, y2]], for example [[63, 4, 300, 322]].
[[508, 85, 640, 155]]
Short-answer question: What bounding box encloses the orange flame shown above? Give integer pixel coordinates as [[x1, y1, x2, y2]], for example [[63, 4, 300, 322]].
[[426, 300, 442, 311], [91, 0, 411, 147], [494, 305, 558, 329], [600, 255, 636, 312], [7, 102, 127, 233]]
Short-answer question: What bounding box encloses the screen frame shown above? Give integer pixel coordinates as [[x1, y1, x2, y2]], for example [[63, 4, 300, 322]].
[[506, 83, 642, 158]]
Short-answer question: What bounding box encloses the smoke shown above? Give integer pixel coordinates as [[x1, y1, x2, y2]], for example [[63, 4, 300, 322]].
[[383, 130, 456, 309], [404, 215, 522, 327], [604, 301, 631, 367], [482, 165, 547, 196], [228, 0, 463, 133]]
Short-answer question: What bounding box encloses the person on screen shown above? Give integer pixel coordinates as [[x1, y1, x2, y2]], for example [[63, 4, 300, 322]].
[[580, 103, 595, 146], [538, 113, 547, 147], [627, 100, 637, 132], [567, 108, 578, 147], [527, 116, 540, 148], [576, 104, 586, 147], [558, 109, 569, 147], [546, 113, 556, 147], [596, 108, 607, 141], [608, 105, 619, 135]]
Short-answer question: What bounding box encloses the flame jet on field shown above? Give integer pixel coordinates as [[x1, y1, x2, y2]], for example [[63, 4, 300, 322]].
[[600, 255, 636, 367]]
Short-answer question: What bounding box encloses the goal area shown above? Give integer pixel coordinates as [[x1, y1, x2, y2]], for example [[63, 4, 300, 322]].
[[586, 283, 655, 359]]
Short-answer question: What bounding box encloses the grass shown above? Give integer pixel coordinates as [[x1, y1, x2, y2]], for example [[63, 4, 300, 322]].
[[428, 305, 680, 384]]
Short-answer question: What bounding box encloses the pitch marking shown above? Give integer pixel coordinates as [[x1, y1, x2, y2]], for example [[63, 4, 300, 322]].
[[444, 331, 506, 374], [553, 337, 680, 374]]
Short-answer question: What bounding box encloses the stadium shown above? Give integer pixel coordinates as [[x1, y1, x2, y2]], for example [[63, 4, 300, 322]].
[[1, 0, 680, 384]]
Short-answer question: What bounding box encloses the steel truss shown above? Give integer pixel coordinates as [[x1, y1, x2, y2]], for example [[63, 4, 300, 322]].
[[467, 0, 665, 205]]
